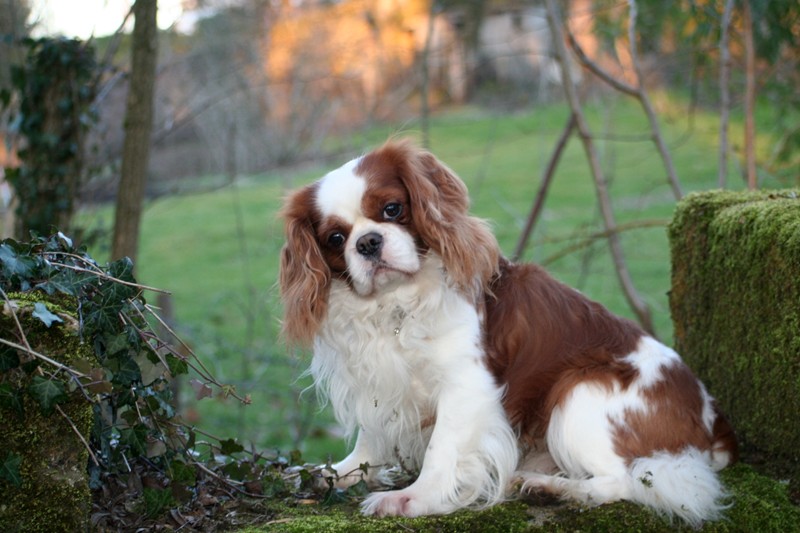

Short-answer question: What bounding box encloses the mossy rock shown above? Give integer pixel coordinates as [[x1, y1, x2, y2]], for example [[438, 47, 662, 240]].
[[234, 463, 799, 532], [0, 292, 93, 532], [668, 189, 800, 484]]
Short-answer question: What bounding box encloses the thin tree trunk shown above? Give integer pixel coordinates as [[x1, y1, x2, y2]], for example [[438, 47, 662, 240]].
[[742, 0, 757, 189], [718, 0, 735, 189], [111, 0, 158, 262], [544, 0, 654, 335], [513, 113, 576, 262]]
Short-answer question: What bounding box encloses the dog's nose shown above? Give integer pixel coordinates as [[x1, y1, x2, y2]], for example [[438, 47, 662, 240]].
[[356, 232, 383, 258]]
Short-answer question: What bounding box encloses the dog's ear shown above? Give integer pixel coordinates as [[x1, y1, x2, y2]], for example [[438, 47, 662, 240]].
[[400, 143, 499, 293], [279, 185, 330, 346]]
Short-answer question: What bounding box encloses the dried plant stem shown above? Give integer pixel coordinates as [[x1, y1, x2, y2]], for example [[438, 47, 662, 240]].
[[50, 261, 171, 294]]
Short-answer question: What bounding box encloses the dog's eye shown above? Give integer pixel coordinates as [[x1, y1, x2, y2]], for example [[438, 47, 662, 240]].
[[327, 232, 346, 248], [382, 202, 403, 221]]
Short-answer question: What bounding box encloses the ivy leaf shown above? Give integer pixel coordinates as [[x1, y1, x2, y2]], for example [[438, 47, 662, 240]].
[[0, 346, 20, 371], [142, 487, 176, 519], [0, 383, 24, 417], [262, 473, 288, 498], [219, 438, 244, 456], [345, 479, 370, 497], [108, 356, 141, 386], [322, 487, 349, 506], [1, 452, 22, 487], [166, 354, 188, 377], [28, 375, 67, 414], [120, 425, 148, 456], [0, 242, 37, 281], [169, 460, 196, 486], [32, 301, 63, 327]]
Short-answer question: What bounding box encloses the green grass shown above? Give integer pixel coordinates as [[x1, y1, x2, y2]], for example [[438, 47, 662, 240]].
[[80, 94, 785, 462]]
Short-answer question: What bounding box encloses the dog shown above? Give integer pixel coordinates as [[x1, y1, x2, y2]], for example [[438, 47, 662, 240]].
[[278, 139, 737, 525]]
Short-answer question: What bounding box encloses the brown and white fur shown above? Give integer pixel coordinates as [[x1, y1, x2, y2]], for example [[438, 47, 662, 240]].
[[278, 139, 737, 525]]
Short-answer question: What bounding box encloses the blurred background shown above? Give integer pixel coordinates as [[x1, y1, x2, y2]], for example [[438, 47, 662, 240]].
[[1, 0, 797, 462]]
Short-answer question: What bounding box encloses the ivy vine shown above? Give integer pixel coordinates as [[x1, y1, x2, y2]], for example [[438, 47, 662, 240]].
[[0, 234, 358, 527], [1, 37, 97, 239]]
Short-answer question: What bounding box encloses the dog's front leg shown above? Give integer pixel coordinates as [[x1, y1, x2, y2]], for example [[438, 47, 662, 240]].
[[361, 357, 516, 517], [326, 429, 378, 489]]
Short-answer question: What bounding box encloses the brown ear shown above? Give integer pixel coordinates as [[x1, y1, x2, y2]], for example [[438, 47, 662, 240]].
[[399, 143, 499, 293], [278, 185, 330, 346]]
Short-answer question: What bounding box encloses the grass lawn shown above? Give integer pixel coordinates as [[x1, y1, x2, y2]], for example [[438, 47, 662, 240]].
[[81, 94, 781, 463]]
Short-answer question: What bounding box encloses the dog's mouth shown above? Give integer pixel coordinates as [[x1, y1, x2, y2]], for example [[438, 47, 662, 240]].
[[348, 258, 417, 296]]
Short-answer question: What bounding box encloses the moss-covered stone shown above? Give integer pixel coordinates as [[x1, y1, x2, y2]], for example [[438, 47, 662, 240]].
[[668, 189, 800, 485], [0, 292, 93, 532], [235, 463, 799, 532]]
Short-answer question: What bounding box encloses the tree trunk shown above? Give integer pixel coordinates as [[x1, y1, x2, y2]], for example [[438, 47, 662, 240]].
[[111, 0, 158, 262]]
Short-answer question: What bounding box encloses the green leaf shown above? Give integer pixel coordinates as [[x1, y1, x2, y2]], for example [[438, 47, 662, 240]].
[[28, 375, 67, 414], [165, 354, 188, 377], [0, 383, 24, 417], [345, 479, 370, 497], [262, 473, 288, 498], [0, 346, 20, 371], [1, 452, 22, 487], [108, 355, 141, 386], [142, 487, 176, 519], [168, 460, 196, 486], [322, 487, 349, 506], [120, 425, 148, 456], [219, 438, 245, 456], [0, 242, 37, 280], [222, 461, 250, 481], [32, 301, 63, 327]]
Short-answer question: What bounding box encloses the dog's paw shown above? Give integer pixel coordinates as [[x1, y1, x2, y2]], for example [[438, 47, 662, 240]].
[[361, 490, 427, 517]]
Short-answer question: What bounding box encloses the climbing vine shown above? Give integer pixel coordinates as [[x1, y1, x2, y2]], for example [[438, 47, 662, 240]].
[[0, 233, 354, 528], [1, 37, 97, 239]]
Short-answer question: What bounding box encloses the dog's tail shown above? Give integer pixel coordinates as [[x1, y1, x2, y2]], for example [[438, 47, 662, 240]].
[[627, 448, 731, 527]]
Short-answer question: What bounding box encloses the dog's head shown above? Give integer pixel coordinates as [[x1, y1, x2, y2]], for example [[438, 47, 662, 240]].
[[279, 139, 499, 345]]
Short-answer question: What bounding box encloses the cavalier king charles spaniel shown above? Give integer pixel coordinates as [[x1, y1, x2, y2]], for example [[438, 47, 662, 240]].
[[278, 139, 737, 525]]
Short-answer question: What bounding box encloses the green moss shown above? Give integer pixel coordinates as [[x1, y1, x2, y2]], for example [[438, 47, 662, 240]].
[[668, 189, 800, 483], [0, 293, 93, 532], [237, 501, 533, 532], [236, 464, 800, 532]]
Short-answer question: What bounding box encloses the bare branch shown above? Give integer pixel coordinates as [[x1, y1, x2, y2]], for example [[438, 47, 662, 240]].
[[566, 32, 637, 97], [0, 337, 90, 379], [544, 0, 655, 335], [56, 404, 100, 467], [626, 0, 683, 201], [564, 1, 684, 201], [49, 261, 171, 295], [541, 219, 669, 266], [513, 113, 576, 262]]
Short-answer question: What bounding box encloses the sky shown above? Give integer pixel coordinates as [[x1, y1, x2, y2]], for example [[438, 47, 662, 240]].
[[29, 0, 188, 39]]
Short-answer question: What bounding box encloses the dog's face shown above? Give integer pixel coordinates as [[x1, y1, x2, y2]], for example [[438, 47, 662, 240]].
[[279, 140, 499, 345], [313, 158, 424, 296]]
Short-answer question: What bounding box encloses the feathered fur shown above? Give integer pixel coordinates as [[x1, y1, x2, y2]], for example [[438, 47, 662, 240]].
[[278, 139, 737, 523]]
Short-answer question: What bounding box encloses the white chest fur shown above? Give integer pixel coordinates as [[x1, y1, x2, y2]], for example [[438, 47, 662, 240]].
[[311, 257, 485, 468]]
